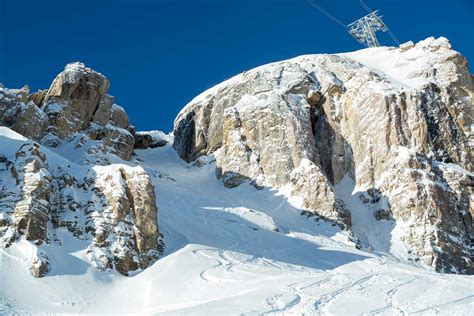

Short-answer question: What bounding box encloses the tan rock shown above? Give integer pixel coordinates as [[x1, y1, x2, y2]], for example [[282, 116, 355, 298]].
[[88, 165, 160, 276], [42, 62, 110, 139], [173, 37, 473, 274], [11, 143, 52, 243], [27, 89, 47, 107], [290, 159, 350, 227], [100, 124, 135, 161]]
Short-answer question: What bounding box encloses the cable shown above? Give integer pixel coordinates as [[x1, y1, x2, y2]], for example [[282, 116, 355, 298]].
[[306, 0, 400, 47], [359, 0, 372, 13], [306, 0, 347, 29], [386, 27, 401, 45]]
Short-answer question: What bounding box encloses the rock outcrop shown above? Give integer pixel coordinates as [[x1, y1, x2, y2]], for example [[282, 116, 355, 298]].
[[0, 63, 161, 278], [0, 133, 161, 278], [173, 37, 473, 274], [86, 165, 160, 275], [0, 62, 136, 161], [10, 143, 52, 243], [42, 62, 110, 139]]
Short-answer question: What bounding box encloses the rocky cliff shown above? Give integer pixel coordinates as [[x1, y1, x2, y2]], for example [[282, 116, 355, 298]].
[[0, 63, 161, 277], [1, 37, 472, 279], [173, 37, 473, 274]]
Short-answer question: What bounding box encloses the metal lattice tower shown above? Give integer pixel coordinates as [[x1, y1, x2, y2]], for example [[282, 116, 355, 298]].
[[347, 10, 388, 48]]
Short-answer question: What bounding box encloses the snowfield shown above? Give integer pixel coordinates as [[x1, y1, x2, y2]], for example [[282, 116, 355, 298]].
[[1, 130, 473, 315]]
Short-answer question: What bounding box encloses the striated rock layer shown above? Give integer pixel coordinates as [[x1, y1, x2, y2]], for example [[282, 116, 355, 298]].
[[0, 63, 161, 277], [173, 37, 473, 274]]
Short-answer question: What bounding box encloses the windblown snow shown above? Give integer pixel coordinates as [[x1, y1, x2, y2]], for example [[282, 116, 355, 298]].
[[0, 127, 473, 315]]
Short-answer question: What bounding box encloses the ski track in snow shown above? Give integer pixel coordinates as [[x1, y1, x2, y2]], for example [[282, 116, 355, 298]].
[[1, 140, 474, 315]]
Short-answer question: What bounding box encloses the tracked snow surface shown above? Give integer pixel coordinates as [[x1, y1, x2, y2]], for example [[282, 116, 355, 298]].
[[1, 37, 474, 314], [0, 127, 473, 315]]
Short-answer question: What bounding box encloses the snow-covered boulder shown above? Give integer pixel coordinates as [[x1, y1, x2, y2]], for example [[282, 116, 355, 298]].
[[173, 37, 473, 274]]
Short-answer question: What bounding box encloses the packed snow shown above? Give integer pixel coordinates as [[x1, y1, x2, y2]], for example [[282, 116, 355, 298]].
[[1, 128, 473, 315]]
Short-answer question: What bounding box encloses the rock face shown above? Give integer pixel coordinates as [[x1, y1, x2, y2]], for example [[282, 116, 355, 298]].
[[0, 133, 161, 278], [0, 62, 135, 161], [173, 37, 473, 274], [43, 62, 110, 139], [11, 143, 52, 243], [0, 63, 161, 278], [84, 165, 160, 275]]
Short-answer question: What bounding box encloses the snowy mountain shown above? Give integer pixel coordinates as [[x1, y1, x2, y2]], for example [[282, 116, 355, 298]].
[[0, 37, 473, 314]]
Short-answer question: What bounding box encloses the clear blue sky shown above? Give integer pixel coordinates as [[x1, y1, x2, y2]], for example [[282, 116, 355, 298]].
[[1, 0, 473, 132]]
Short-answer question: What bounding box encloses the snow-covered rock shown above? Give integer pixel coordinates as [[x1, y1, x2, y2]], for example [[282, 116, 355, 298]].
[[0, 62, 136, 161], [174, 37, 473, 274], [0, 63, 161, 277], [0, 125, 161, 277], [1, 36, 474, 311]]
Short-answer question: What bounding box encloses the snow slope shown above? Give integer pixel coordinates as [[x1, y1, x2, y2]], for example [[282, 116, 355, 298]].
[[1, 130, 473, 315]]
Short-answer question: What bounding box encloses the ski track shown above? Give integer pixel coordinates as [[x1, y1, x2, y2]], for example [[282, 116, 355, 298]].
[[1, 143, 474, 315]]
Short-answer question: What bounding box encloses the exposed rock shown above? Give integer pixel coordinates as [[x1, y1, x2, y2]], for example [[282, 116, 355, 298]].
[[87, 165, 160, 276], [134, 133, 168, 149], [42, 62, 110, 139], [0, 134, 161, 277], [27, 89, 47, 107], [2, 101, 48, 141], [1, 86, 28, 124], [30, 251, 49, 278], [290, 159, 350, 227], [173, 37, 473, 274], [1, 62, 136, 161], [173, 110, 202, 162], [121, 168, 159, 256], [11, 143, 52, 243], [307, 89, 322, 106], [86, 123, 135, 160], [91, 95, 129, 129], [400, 40, 415, 51], [0, 62, 160, 277]]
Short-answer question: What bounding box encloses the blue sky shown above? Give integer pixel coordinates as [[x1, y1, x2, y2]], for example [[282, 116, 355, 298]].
[[1, 0, 473, 132]]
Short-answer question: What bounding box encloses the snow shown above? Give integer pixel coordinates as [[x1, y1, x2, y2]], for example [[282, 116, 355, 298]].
[[340, 37, 457, 90], [176, 73, 244, 121], [0, 126, 27, 142], [1, 128, 473, 314], [1, 36, 473, 313]]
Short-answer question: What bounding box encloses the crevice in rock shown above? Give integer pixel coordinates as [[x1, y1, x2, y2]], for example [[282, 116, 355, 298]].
[[310, 98, 355, 186], [173, 110, 198, 162], [311, 100, 336, 184]]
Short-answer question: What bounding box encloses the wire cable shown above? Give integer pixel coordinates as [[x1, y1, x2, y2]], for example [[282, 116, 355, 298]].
[[359, 0, 372, 13], [351, 0, 401, 46], [386, 27, 401, 45], [306, 0, 347, 29]]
